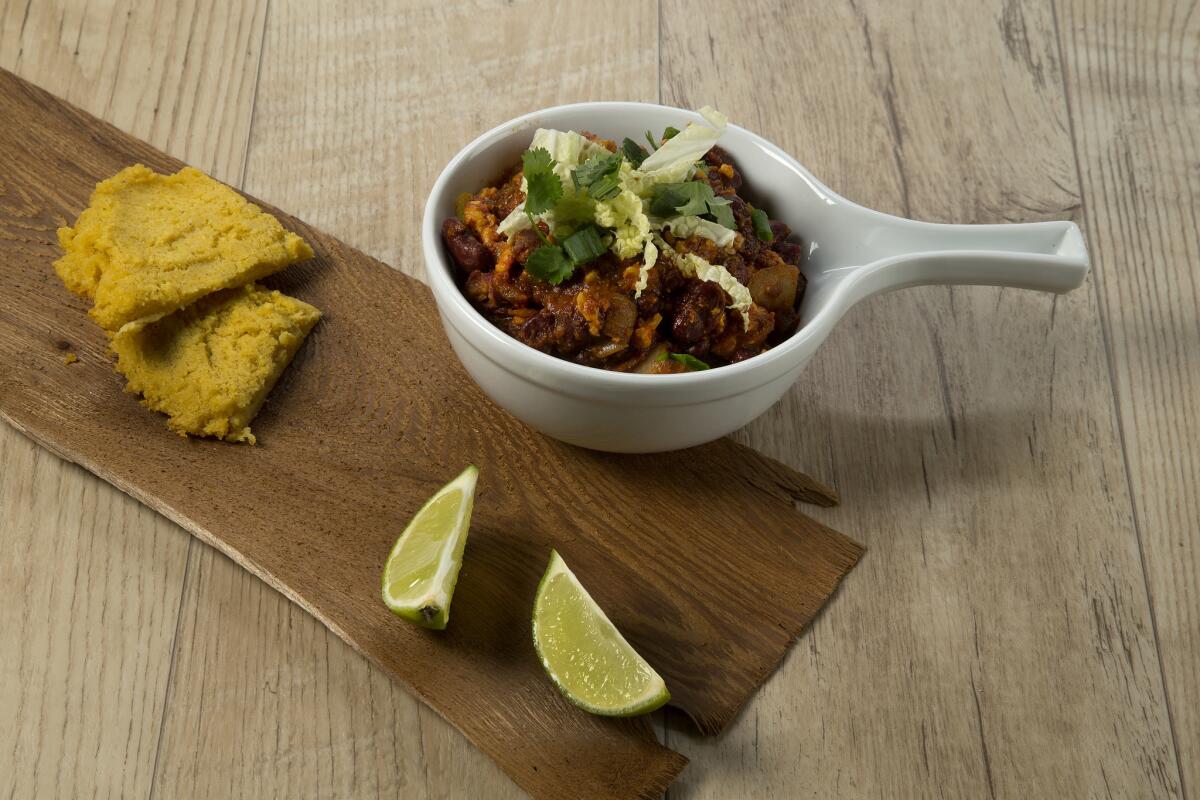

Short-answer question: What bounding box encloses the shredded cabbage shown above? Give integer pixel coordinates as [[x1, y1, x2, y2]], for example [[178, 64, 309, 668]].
[[634, 240, 658, 298], [656, 215, 737, 248], [594, 183, 651, 260], [528, 128, 609, 184], [496, 202, 530, 236], [638, 106, 728, 173], [653, 234, 752, 326]]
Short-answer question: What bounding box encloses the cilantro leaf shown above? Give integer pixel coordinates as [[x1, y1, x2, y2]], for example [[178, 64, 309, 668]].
[[709, 196, 735, 229], [662, 126, 680, 141], [750, 208, 774, 242], [522, 148, 563, 216], [650, 181, 738, 229], [524, 245, 575, 285], [620, 138, 649, 167], [572, 153, 621, 189], [648, 183, 690, 217], [674, 184, 714, 217], [669, 353, 711, 371], [649, 181, 714, 218]]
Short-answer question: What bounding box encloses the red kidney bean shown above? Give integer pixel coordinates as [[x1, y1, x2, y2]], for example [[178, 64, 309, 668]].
[[442, 218, 493, 272]]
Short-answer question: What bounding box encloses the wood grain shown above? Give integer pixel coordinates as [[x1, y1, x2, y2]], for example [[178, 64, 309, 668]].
[[0, 2, 267, 798], [0, 416, 188, 800], [1055, 0, 1200, 793], [0, 69, 860, 800], [661, 0, 1183, 797]]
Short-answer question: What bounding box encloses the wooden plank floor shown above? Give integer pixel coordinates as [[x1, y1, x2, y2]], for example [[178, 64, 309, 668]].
[[0, 1, 1193, 797]]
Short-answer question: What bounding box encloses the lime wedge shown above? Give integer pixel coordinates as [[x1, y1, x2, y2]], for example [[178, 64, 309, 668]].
[[381, 465, 478, 630], [532, 550, 670, 716]]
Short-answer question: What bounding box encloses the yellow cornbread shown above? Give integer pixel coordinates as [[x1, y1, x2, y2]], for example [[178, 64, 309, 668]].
[[110, 283, 320, 443], [55, 164, 314, 331]]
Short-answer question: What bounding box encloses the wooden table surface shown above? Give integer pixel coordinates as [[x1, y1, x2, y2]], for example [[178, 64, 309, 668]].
[[1, 1, 1194, 798]]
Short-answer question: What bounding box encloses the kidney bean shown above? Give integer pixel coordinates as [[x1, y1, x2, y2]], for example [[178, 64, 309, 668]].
[[442, 218, 493, 272]]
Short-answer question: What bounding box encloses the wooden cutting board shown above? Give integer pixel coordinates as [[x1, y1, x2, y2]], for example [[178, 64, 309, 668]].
[[0, 69, 863, 800]]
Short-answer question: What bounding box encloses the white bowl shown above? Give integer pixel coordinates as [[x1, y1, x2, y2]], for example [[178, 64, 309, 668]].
[[423, 102, 1089, 453]]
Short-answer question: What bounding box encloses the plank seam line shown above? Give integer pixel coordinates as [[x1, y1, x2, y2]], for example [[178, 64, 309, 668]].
[[656, 0, 662, 105], [1049, 3, 1188, 796], [239, 0, 272, 189], [145, 539, 195, 800]]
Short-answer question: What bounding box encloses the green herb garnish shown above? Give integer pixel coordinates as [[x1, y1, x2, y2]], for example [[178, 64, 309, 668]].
[[524, 221, 607, 286], [561, 225, 607, 266], [649, 181, 735, 228], [525, 245, 575, 285], [573, 153, 621, 190], [522, 148, 563, 215], [644, 130, 659, 150], [588, 173, 622, 200], [669, 353, 711, 371], [621, 137, 649, 167], [572, 153, 623, 201], [708, 196, 735, 229], [662, 126, 680, 141], [649, 182, 708, 217], [750, 208, 774, 242]]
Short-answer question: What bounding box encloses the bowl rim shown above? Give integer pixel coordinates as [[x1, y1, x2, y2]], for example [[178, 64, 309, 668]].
[[422, 100, 851, 392]]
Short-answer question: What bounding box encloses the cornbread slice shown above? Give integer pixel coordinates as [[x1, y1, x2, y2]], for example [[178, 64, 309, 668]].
[[55, 164, 314, 331], [111, 283, 321, 443]]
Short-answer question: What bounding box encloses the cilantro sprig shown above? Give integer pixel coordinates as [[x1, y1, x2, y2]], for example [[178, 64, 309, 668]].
[[522, 148, 563, 215], [521, 148, 575, 284], [649, 181, 735, 228]]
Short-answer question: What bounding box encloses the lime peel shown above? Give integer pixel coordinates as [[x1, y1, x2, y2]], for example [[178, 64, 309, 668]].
[[532, 550, 670, 717]]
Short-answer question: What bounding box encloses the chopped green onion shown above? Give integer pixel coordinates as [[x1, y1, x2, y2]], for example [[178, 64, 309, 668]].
[[750, 208, 774, 242], [572, 152, 623, 200], [621, 137, 649, 167], [586, 172, 622, 200], [561, 225, 607, 266], [669, 353, 711, 371], [662, 126, 680, 141], [572, 153, 621, 192]]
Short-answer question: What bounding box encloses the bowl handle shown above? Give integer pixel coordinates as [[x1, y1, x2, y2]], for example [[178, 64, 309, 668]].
[[845, 217, 1089, 299]]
